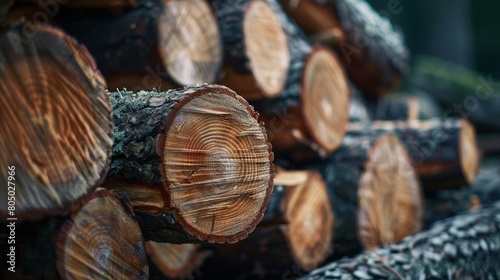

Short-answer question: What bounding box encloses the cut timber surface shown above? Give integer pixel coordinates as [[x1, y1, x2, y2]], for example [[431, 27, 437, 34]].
[[303, 202, 500, 280], [320, 133, 422, 256], [146, 242, 211, 279], [59, 0, 221, 88], [106, 85, 274, 243], [199, 170, 333, 279], [211, 0, 290, 98], [0, 23, 113, 219], [279, 0, 409, 97], [350, 118, 480, 189], [56, 189, 149, 280]]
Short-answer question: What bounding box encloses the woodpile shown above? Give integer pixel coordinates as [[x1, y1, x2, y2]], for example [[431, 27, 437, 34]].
[[0, 0, 495, 279]]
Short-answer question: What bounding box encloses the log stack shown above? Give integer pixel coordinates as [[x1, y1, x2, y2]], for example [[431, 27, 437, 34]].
[[0, 0, 494, 279]]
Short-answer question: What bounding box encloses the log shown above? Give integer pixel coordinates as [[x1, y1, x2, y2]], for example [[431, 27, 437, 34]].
[[303, 202, 500, 280], [210, 0, 290, 99], [56, 188, 149, 279], [349, 118, 480, 189], [424, 165, 500, 227], [348, 86, 371, 123], [198, 170, 334, 279], [58, 0, 222, 88], [0, 23, 113, 220], [320, 132, 423, 257], [146, 242, 211, 279], [245, 0, 350, 158], [105, 84, 274, 244], [278, 0, 409, 97]]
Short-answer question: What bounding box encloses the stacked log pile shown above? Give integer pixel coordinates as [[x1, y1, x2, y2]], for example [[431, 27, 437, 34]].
[[0, 0, 496, 279]]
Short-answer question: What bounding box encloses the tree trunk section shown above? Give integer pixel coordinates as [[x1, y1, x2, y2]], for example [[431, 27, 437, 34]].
[[198, 170, 333, 279], [58, 0, 222, 88], [210, 0, 290, 99], [56, 188, 149, 280], [319, 132, 423, 258], [106, 84, 274, 244], [303, 202, 500, 280], [0, 23, 113, 220], [278, 0, 409, 97], [349, 118, 480, 189]]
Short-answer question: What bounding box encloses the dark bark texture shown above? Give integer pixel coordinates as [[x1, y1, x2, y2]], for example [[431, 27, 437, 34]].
[[303, 202, 500, 280]]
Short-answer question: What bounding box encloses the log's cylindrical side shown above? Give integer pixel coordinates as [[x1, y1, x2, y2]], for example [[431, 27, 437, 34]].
[[350, 118, 480, 189], [109, 84, 274, 244], [60, 0, 222, 88], [146, 242, 211, 279], [212, 0, 290, 98], [278, 0, 409, 97], [0, 23, 113, 220], [56, 189, 149, 280], [303, 202, 500, 280], [321, 133, 422, 256]]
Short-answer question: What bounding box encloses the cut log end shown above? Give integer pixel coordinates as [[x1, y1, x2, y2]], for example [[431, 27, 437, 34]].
[[0, 23, 113, 219], [146, 242, 211, 279], [460, 119, 479, 185], [358, 135, 423, 249], [302, 47, 350, 153], [283, 171, 334, 270], [244, 0, 290, 97], [56, 189, 148, 280], [158, 0, 222, 85], [159, 86, 274, 243]]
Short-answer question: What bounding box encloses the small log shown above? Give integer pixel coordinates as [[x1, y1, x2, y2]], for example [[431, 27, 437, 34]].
[[320, 132, 423, 257], [146, 242, 211, 279], [58, 0, 222, 87], [56, 188, 149, 279], [278, 0, 409, 97], [105, 85, 274, 244], [244, 0, 350, 158], [349, 118, 480, 189], [198, 170, 333, 279], [374, 95, 420, 121], [303, 202, 500, 280], [210, 0, 290, 98], [0, 23, 113, 220], [348, 86, 371, 123]]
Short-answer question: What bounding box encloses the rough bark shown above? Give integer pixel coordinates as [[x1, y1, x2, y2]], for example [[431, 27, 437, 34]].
[[106, 84, 274, 244], [241, 0, 350, 158], [58, 0, 222, 88], [0, 23, 113, 220], [210, 0, 290, 98], [278, 0, 409, 97], [303, 202, 500, 280], [349, 118, 480, 189], [56, 188, 149, 280], [319, 132, 423, 258]]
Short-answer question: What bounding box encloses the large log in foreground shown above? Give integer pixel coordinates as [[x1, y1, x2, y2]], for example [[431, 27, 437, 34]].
[[199, 170, 333, 279], [106, 85, 274, 244], [59, 0, 222, 89], [320, 133, 423, 257], [211, 0, 290, 99], [303, 202, 500, 280], [249, 0, 350, 158], [279, 0, 409, 97], [349, 118, 480, 189], [0, 23, 113, 219], [56, 189, 149, 280]]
